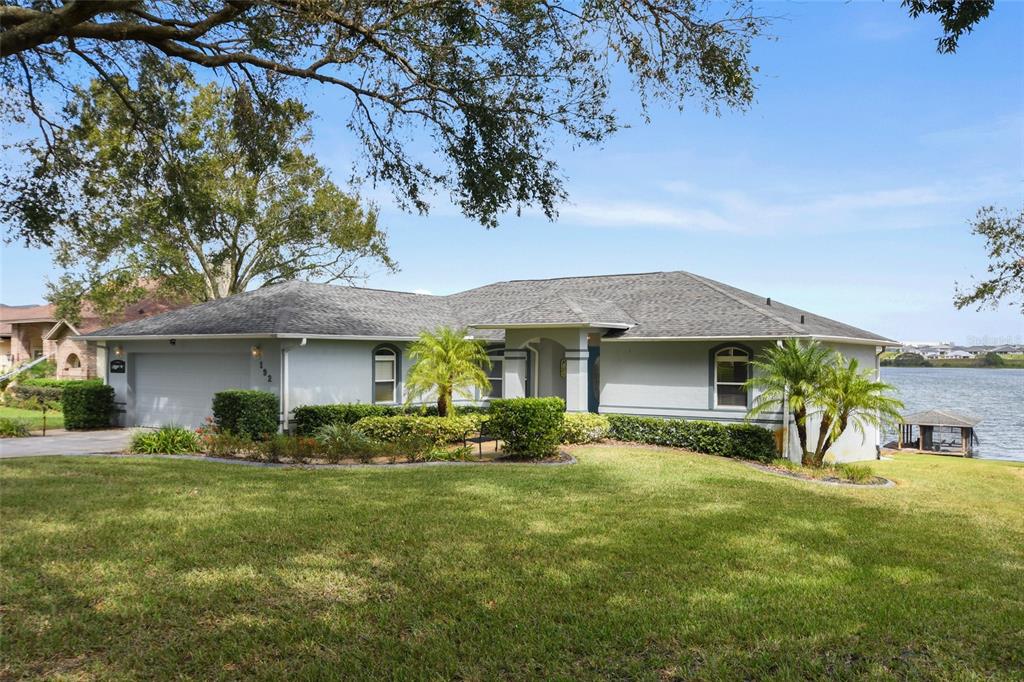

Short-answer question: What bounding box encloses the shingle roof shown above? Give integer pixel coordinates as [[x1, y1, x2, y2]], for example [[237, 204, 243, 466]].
[[82, 270, 894, 344], [901, 409, 982, 428]]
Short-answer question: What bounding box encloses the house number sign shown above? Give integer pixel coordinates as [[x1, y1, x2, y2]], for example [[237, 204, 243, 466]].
[[110, 359, 126, 373]]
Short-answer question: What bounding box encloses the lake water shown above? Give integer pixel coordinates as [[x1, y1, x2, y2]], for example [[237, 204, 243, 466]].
[[881, 367, 1024, 461]]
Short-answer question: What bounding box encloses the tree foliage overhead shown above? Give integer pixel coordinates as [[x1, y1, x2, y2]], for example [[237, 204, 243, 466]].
[[2, 57, 393, 323], [902, 0, 995, 53], [1, 0, 769, 227], [954, 206, 1024, 315]]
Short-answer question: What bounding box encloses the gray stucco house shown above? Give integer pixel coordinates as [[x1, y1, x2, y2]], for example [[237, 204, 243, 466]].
[[81, 270, 895, 462]]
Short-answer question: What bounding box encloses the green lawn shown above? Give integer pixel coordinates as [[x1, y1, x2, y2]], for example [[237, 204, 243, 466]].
[[2, 448, 1022, 680], [0, 405, 64, 432]]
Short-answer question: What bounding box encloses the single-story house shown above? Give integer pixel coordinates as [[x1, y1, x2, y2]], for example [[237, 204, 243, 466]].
[[80, 271, 895, 462]]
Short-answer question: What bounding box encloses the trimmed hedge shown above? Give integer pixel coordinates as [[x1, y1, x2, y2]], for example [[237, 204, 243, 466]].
[[607, 414, 776, 462], [354, 415, 483, 446], [292, 403, 399, 435], [7, 378, 102, 407], [63, 382, 115, 430], [291, 402, 490, 436], [212, 390, 278, 440], [488, 397, 565, 459], [562, 412, 611, 444]]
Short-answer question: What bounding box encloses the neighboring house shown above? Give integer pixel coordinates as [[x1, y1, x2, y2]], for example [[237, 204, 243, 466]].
[[81, 271, 896, 462], [0, 299, 184, 379]]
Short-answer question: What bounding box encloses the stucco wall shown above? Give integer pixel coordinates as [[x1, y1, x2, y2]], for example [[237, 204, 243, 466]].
[[599, 339, 780, 423]]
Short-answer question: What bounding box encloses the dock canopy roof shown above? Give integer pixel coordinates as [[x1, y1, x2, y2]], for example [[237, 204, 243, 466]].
[[900, 409, 982, 428]]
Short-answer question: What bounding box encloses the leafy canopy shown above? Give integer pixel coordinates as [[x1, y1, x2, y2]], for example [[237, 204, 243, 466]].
[[1, 0, 771, 228], [2, 57, 393, 322], [405, 327, 491, 418], [954, 206, 1023, 315]]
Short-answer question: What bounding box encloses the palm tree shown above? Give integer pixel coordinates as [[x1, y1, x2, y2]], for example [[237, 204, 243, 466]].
[[405, 327, 492, 417], [745, 339, 835, 465], [811, 357, 904, 466]]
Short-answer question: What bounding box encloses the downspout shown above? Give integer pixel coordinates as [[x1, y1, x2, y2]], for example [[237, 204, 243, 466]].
[[875, 345, 885, 459], [777, 339, 794, 463], [281, 337, 307, 432]]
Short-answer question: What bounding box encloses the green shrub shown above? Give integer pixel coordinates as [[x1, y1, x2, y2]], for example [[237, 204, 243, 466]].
[[5, 383, 63, 407], [354, 415, 478, 446], [291, 402, 491, 436], [291, 403, 399, 435], [488, 397, 565, 459], [257, 434, 321, 463], [836, 462, 875, 484], [0, 417, 30, 438], [607, 414, 776, 462], [212, 390, 278, 439], [130, 426, 201, 454], [62, 382, 114, 430], [315, 423, 385, 463], [562, 413, 611, 444]]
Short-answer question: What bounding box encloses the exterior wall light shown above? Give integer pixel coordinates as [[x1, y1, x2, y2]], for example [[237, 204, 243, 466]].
[[251, 345, 262, 358], [114, 345, 124, 357]]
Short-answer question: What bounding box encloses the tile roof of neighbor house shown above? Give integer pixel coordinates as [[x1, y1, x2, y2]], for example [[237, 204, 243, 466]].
[[82, 271, 895, 344], [0, 303, 57, 325]]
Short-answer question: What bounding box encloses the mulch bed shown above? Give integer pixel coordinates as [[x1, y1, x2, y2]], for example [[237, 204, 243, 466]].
[[117, 449, 576, 469], [744, 460, 894, 487]]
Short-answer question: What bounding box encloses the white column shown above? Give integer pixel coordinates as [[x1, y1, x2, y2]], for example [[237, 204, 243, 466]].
[[502, 348, 527, 398], [563, 329, 589, 412]]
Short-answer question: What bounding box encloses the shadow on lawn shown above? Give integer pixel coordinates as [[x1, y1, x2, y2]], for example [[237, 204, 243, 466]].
[[1, 453, 1022, 679]]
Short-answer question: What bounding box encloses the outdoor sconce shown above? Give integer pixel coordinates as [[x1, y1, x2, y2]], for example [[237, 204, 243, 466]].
[[114, 345, 124, 357], [251, 345, 262, 359]]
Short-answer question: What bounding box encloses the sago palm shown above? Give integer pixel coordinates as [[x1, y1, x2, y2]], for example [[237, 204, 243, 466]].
[[811, 357, 904, 466], [745, 338, 835, 465], [405, 327, 491, 417]]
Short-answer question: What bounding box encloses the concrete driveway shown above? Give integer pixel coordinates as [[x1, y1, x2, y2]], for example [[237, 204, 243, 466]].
[[0, 430, 134, 459]]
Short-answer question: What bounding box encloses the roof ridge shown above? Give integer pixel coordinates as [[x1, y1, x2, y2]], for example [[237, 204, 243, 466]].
[[682, 272, 805, 334]]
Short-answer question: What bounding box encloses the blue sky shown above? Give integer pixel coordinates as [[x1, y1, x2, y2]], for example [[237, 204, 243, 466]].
[[2, 1, 1022, 344]]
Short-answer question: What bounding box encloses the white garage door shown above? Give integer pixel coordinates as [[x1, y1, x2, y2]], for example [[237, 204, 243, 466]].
[[133, 353, 252, 428]]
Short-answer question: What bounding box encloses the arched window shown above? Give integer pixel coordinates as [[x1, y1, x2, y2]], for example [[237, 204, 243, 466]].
[[713, 346, 749, 408], [65, 353, 81, 369], [372, 345, 399, 403]]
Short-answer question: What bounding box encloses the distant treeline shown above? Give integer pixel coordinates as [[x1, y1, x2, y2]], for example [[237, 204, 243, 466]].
[[882, 352, 1023, 368]]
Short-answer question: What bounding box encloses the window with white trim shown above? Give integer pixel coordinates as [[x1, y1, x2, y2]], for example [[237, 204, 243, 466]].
[[373, 347, 397, 403], [485, 348, 503, 399], [714, 346, 749, 408]]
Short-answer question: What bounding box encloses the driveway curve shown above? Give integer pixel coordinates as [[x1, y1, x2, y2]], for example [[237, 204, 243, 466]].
[[0, 430, 133, 459]]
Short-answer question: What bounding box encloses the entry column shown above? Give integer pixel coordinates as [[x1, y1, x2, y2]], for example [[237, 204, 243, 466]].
[[564, 330, 589, 413]]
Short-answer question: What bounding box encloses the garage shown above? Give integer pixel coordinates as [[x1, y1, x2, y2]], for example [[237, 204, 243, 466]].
[[132, 353, 253, 428]]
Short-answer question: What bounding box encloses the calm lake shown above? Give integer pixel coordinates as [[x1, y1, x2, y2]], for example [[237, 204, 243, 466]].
[[881, 367, 1024, 461]]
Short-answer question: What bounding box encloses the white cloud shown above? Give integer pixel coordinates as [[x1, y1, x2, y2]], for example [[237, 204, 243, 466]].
[[561, 176, 1018, 236]]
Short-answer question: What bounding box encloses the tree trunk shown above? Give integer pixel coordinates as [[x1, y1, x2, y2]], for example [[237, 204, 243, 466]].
[[812, 416, 833, 467], [437, 390, 448, 418], [794, 408, 812, 465]]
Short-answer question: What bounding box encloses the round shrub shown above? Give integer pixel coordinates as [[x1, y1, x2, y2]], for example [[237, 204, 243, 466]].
[[488, 397, 565, 459], [562, 413, 611, 444], [212, 390, 278, 440], [62, 382, 114, 429], [0, 417, 31, 438]]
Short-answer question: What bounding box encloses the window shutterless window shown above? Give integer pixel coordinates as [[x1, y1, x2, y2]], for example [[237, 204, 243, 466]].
[[715, 347, 749, 408], [485, 349, 503, 399], [373, 347, 397, 403]]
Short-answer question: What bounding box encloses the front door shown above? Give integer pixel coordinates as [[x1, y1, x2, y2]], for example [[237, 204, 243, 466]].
[[587, 346, 600, 413]]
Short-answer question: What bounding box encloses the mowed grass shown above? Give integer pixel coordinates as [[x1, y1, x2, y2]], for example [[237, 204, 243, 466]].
[[0, 405, 64, 432], [2, 448, 1022, 680]]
